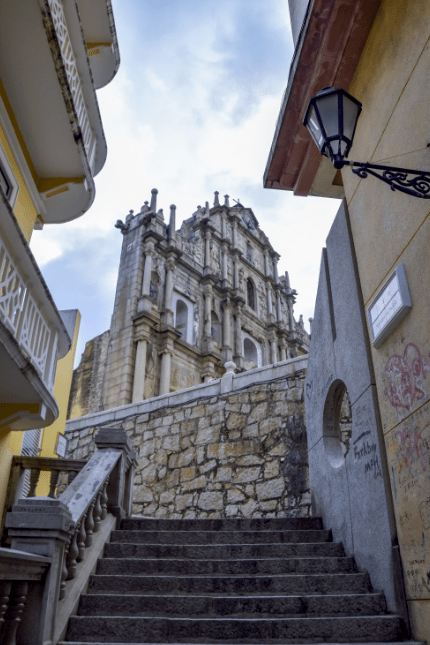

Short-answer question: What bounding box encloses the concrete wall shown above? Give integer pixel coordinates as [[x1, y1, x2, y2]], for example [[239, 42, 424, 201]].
[[65, 356, 310, 519], [341, 0, 430, 637], [305, 202, 406, 620]]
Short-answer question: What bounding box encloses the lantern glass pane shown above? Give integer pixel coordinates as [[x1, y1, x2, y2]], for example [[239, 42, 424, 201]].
[[315, 92, 339, 138], [306, 104, 325, 151], [342, 94, 361, 142]]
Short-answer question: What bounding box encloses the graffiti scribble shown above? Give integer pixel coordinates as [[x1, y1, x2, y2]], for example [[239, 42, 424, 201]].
[[383, 343, 430, 420]]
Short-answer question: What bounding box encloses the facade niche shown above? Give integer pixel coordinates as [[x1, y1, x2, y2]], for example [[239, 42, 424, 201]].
[[211, 311, 220, 345], [247, 278, 255, 310], [175, 300, 188, 342], [244, 337, 258, 369]]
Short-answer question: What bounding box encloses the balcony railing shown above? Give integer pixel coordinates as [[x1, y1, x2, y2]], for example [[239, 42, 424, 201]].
[[0, 189, 70, 411], [47, 0, 97, 173]]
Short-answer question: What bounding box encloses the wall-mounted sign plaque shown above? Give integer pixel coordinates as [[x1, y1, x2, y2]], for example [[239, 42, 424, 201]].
[[55, 433, 68, 458], [367, 263, 411, 349]]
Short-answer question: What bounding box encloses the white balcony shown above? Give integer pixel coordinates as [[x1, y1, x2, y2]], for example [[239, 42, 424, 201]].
[[0, 190, 70, 431], [0, 0, 118, 225]]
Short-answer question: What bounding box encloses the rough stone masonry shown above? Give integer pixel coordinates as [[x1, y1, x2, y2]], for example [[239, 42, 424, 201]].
[[65, 357, 310, 519]]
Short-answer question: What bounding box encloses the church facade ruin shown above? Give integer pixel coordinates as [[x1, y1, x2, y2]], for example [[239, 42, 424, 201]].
[[68, 190, 309, 419]]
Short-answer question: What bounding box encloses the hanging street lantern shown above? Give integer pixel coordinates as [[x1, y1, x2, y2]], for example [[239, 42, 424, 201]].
[[303, 87, 430, 199]]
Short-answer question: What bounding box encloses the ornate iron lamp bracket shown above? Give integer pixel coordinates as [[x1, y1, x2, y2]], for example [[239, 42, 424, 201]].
[[347, 161, 430, 199]]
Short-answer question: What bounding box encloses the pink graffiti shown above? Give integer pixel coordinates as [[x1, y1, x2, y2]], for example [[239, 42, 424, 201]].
[[394, 422, 430, 475], [384, 343, 430, 420]]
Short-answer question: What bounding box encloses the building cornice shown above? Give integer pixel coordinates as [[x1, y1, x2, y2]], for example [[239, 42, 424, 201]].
[[263, 0, 381, 197]]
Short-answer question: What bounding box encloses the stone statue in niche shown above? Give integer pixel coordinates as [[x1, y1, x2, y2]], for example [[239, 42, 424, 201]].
[[193, 302, 199, 346], [149, 280, 156, 302]]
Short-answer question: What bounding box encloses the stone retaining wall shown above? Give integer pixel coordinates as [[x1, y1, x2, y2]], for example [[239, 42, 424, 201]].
[[65, 357, 310, 519]]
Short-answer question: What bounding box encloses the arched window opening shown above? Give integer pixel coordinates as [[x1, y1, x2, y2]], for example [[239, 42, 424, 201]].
[[247, 279, 255, 310], [244, 338, 258, 369], [211, 311, 220, 346], [323, 380, 352, 467], [175, 300, 188, 342]]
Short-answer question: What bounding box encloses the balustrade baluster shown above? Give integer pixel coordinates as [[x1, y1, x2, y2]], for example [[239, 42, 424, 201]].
[[2, 581, 28, 645], [48, 468, 60, 498], [27, 468, 40, 497], [84, 500, 95, 547], [100, 478, 108, 520], [93, 490, 102, 533], [67, 469, 78, 485], [0, 581, 11, 627], [77, 514, 87, 562], [66, 524, 80, 580], [59, 543, 69, 600]]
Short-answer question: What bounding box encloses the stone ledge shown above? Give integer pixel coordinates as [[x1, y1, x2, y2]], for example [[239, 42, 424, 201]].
[[65, 355, 308, 433]]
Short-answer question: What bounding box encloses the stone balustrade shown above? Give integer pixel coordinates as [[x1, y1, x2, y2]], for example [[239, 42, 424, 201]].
[[1, 427, 137, 645]]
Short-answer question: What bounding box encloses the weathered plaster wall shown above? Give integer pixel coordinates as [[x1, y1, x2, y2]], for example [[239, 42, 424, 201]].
[[65, 357, 310, 519], [342, 0, 430, 637], [305, 202, 404, 620]]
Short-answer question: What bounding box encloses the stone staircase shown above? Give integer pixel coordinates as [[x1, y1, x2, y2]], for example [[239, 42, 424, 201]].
[[61, 517, 414, 644]]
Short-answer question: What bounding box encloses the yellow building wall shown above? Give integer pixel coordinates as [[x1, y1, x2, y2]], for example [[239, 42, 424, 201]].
[[343, 0, 430, 639], [36, 311, 81, 496], [0, 80, 39, 242]]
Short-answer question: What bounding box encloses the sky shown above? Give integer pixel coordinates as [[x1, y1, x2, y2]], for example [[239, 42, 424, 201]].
[[30, 0, 341, 367]]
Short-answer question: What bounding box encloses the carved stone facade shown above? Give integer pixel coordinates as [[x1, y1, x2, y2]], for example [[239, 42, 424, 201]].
[[68, 190, 309, 418]]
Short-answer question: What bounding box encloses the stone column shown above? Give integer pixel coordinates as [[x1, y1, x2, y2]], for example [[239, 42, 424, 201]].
[[234, 304, 243, 359], [270, 338, 278, 364], [279, 339, 287, 361], [222, 243, 228, 284], [159, 349, 172, 396], [233, 256, 240, 290], [204, 285, 212, 338], [204, 230, 211, 273], [222, 299, 232, 361], [272, 256, 279, 284], [142, 243, 154, 296], [132, 332, 148, 403], [266, 284, 274, 320], [276, 290, 283, 323], [232, 220, 237, 249], [163, 257, 175, 326], [220, 211, 226, 239], [264, 250, 270, 277]]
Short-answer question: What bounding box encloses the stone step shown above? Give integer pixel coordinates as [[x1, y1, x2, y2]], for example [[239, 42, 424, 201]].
[[65, 614, 403, 643], [78, 592, 387, 618], [97, 556, 357, 577], [89, 572, 371, 595], [121, 517, 323, 532], [104, 541, 344, 560], [110, 529, 332, 545]]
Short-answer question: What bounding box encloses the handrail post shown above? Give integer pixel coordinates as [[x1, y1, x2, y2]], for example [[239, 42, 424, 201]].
[[4, 497, 74, 645], [94, 426, 138, 524]]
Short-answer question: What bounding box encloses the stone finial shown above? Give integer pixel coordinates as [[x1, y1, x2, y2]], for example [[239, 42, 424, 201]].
[[141, 201, 149, 213], [214, 191, 220, 206], [224, 194, 230, 207], [309, 317, 314, 333], [126, 209, 134, 223], [168, 204, 176, 243], [205, 201, 210, 217], [284, 270, 290, 288], [157, 208, 164, 221], [224, 361, 237, 374], [150, 188, 158, 212]]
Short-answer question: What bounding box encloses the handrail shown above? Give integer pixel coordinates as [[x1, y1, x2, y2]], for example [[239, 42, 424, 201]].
[[1, 455, 87, 544], [3, 426, 137, 645]]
